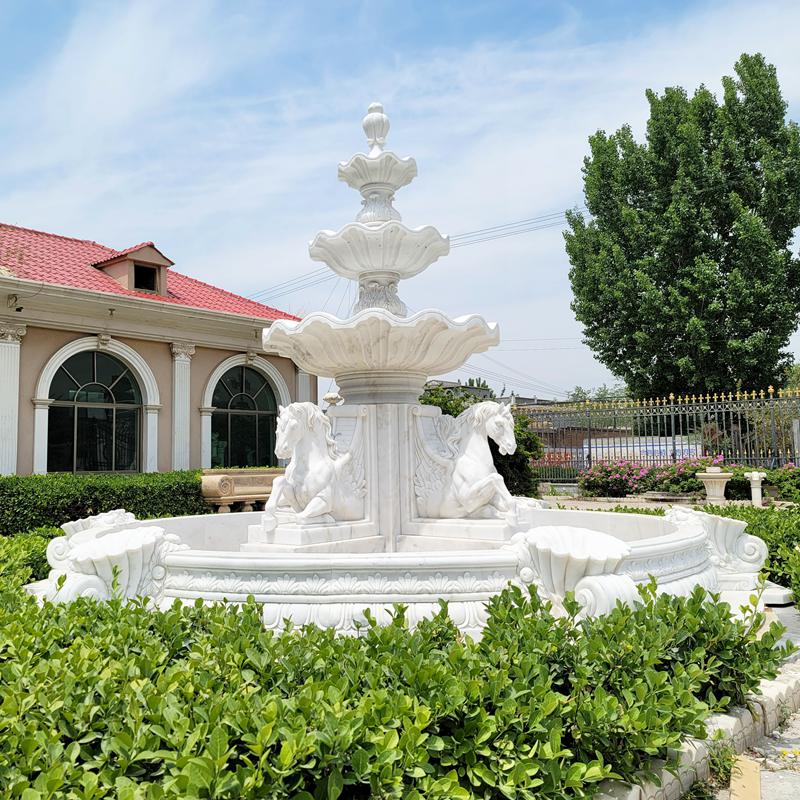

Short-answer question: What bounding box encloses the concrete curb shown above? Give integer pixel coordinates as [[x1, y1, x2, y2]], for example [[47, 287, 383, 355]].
[[595, 660, 800, 800]]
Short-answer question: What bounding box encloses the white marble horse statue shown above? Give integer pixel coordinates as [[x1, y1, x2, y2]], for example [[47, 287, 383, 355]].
[[415, 400, 538, 520], [261, 402, 366, 530]]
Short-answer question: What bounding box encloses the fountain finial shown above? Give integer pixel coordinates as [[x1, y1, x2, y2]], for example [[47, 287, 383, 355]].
[[363, 102, 390, 157]]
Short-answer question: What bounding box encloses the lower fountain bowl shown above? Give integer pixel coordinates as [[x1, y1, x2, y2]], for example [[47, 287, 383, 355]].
[[28, 505, 763, 636]]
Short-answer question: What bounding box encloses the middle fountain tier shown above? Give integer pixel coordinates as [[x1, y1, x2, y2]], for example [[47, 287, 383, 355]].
[[250, 103, 533, 554]]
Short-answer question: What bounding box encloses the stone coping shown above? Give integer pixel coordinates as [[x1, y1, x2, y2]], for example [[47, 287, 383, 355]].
[[596, 656, 800, 800]]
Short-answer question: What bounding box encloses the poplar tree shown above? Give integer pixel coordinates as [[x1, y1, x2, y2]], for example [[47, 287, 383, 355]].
[[565, 54, 800, 397]]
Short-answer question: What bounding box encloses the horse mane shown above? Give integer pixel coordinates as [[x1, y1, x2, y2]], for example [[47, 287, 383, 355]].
[[461, 401, 510, 429], [288, 402, 339, 458], [442, 401, 510, 452]]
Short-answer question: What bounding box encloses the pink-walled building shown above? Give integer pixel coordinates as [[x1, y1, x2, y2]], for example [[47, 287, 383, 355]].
[[0, 222, 316, 475]]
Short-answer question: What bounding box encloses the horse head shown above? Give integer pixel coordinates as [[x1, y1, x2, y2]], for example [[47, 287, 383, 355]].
[[464, 401, 517, 456], [275, 402, 337, 459]]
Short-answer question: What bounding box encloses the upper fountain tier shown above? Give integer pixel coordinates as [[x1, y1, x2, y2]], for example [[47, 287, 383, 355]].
[[264, 104, 499, 403], [308, 103, 449, 303]]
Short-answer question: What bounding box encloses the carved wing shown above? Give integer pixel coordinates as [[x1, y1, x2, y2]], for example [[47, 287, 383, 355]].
[[337, 409, 367, 499], [413, 413, 454, 513]]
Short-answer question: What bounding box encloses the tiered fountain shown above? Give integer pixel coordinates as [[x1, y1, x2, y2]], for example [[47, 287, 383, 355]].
[[28, 106, 769, 635]]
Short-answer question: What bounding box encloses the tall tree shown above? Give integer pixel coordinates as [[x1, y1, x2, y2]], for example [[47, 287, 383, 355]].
[[565, 53, 800, 398]]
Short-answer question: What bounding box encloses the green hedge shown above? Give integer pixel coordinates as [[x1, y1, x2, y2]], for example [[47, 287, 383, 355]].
[[0, 549, 791, 798], [0, 526, 59, 587], [0, 472, 209, 537]]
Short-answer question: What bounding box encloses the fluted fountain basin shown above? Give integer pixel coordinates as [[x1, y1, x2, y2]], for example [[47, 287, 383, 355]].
[[309, 222, 449, 281], [264, 308, 500, 403], [35, 502, 767, 637]]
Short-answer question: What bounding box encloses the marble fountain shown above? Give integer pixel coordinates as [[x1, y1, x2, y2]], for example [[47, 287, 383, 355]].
[[28, 105, 768, 636]]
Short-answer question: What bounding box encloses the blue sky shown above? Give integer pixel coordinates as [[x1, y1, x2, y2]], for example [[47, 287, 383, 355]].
[[1, 1, 799, 398]]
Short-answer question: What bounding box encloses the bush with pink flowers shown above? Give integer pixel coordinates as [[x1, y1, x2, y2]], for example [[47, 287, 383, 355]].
[[579, 455, 753, 498], [577, 460, 654, 497]]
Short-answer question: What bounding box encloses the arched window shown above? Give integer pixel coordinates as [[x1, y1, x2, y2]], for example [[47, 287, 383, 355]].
[[211, 365, 278, 468], [47, 351, 142, 472]]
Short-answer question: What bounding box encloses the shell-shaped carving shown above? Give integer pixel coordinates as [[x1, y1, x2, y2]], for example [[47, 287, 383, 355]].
[[573, 574, 640, 618], [338, 151, 418, 193], [523, 526, 630, 597], [674, 508, 768, 573], [263, 308, 499, 379], [46, 537, 73, 570], [309, 222, 449, 281]]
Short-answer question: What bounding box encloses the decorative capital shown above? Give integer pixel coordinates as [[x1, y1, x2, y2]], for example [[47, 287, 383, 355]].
[[171, 342, 195, 361], [0, 322, 26, 343], [363, 102, 390, 157], [199, 406, 216, 417]]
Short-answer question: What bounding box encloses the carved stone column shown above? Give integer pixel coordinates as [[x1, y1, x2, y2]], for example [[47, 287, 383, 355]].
[[170, 343, 195, 470], [297, 370, 313, 402], [744, 471, 767, 508], [32, 398, 53, 474], [199, 406, 215, 469], [144, 405, 161, 472], [0, 323, 26, 474]]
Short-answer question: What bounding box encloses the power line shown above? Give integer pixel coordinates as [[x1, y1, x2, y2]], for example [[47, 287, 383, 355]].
[[246, 203, 588, 301], [450, 207, 586, 242], [257, 273, 337, 302], [493, 346, 589, 352], [248, 267, 331, 300], [451, 218, 572, 248], [457, 360, 570, 399], [477, 353, 571, 397]]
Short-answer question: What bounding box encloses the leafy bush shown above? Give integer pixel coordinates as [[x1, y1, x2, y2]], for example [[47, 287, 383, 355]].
[[0, 558, 790, 799], [576, 460, 652, 497], [0, 472, 209, 537], [763, 464, 800, 502], [578, 457, 800, 501], [0, 526, 59, 587], [490, 414, 544, 497]]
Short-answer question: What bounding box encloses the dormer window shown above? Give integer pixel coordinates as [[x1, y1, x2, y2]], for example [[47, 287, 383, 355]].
[[93, 243, 173, 297], [134, 264, 158, 292]]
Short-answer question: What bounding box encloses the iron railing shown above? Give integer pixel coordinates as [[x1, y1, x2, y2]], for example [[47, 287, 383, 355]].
[[518, 388, 800, 482]]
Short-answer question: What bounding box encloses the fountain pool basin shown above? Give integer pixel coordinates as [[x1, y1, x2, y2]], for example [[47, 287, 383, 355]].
[[57, 505, 749, 636]]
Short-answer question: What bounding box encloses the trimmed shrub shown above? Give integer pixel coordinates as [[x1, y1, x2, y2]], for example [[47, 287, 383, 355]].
[[0, 471, 209, 536], [0, 526, 59, 587], [0, 576, 789, 799]]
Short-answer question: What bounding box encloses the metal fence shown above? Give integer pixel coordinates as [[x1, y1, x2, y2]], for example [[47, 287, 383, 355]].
[[518, 388, 800, 482]]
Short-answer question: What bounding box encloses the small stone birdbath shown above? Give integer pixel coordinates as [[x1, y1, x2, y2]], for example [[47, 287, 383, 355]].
[[697, 465, 733, 504]]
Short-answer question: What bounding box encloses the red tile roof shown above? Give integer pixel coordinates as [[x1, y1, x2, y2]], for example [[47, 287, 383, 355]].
[[0, 222, 298, 321]]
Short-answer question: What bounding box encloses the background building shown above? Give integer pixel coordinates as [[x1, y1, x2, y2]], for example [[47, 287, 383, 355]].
[[0, 222, 316, 475]]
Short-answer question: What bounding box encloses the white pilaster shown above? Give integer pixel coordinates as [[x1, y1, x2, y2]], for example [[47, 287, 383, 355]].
[[170, 343, 195, 470], [144, 405, 161, 472], [0, 323, 26, 475], [32, 398, 53, 474], [199, 406, 215, 469], [297, 370, 313, 402]]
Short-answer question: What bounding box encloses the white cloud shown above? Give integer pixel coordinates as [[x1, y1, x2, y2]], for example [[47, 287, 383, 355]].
[[1, 0, 799, 397]]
